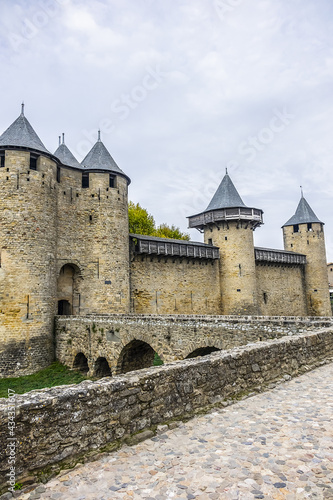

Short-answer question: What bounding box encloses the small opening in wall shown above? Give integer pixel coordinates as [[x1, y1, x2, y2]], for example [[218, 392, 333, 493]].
[[109, 174, 116, 188], [30, 155, 38, 170], [82, 172, 89, 188], [307, 223, 312, 231], [6, 168, 9, 172], [293, 224, 299, 233], [290, 244, 293, 248], [237, 289, 241, 292], [0, 153, 5, 168], [89, 215, 92, 222], [76, 193, 79, 197], [57, 167, 61, 183], [208, 238, 212, 245], [225, 236, 227, 241], [27, 178, 30, 181], [314, 289, 318, 292], [263, 292, 268, 304]]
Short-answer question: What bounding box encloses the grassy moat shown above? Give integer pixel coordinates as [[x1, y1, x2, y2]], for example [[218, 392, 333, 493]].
[[0, 353, 164, 398]]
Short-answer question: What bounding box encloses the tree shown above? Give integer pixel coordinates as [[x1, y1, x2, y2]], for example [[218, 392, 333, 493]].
[[155, 223, 190, 240], [128, 201, 155, 236], [128, 202, 190, 240]]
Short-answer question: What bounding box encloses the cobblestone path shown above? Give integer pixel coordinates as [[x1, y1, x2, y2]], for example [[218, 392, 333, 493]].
[[19, 363, 333, 500]]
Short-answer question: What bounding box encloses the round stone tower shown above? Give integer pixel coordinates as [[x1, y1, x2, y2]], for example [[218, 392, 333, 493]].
[[188, 171, 263, 315], [0, 105, 58, 377], [54, 131, 131, 316], [282, 194, 331, 316]]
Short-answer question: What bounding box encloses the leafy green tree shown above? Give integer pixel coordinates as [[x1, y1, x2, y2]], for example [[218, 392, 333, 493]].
[[155, 223, 190, 240], [128, 202, 190, 240], [128, 201, 155, 236]]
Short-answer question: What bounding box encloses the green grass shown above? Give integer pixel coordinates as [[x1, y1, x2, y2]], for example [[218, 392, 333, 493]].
[[153, 352, 164, 366], [0, 361, 86, 399]]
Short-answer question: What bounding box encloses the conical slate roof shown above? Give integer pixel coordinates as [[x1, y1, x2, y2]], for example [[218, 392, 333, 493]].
[[283, 196, 323, 227], [205, 171, 247, 211], [81, 134, 129, 182], [0, 106, 50, 155], [54, 136, 82, 169]]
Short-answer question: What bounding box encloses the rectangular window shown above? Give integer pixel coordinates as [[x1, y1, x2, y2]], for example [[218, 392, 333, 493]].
[[307, 223, 312, 231], [82, 172, 89, 188], [293, 224, 299, 233], [30, 154, 38, 170], [208, 238, 212, 245], [0, 154, 4, 168], [109, 174, 116, 188], [57, 166, 61, 183]]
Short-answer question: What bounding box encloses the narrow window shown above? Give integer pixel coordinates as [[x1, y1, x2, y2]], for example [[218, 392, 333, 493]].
[[263, 292, 268, 304], [0, 152, 4, 168], [30, 154, 38, 170], [109, 174, 116, 188], [57, 166, 61, 183], [208, 238, 212, 245], [307, 223, 312, 231], [293, 224, 299, 233], [82, 172, 89, 188]]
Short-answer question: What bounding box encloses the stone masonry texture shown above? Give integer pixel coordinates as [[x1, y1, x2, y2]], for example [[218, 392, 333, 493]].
[[14, 362, 333, 500], [0, 328, 333, 488], [55, 314, 333, 377]]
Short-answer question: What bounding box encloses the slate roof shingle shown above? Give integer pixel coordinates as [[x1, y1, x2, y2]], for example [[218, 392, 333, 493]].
[[283, 196, 323, 227], [0, 111, 50, 155]]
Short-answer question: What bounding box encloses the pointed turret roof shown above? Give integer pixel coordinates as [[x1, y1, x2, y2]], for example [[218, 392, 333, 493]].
[[188, 170, 263, 230], [81, 131, 130, 183], [54, 134, 82, 169], [205, 171, 247, 211], [0, 104, 50, 155], [283, 196, 323, 227]]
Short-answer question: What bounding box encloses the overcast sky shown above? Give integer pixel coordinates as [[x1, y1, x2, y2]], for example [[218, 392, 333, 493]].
[[1, 0, 333, 259]]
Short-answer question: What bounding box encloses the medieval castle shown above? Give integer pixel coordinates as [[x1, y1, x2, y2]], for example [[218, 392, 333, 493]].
[[0, 106, 331, 378]]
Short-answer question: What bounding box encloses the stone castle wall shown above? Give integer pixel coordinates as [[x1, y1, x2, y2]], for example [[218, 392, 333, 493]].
[[0, 151, 58, 377], [1, 328, 332, 487], [255, 263, 308, 316], [130, 253, 221, 314]]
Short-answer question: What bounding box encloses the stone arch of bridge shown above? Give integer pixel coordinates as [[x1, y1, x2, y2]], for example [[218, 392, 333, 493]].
[[184, 345, 221, 359], [116, 339, 159, 374], [73, 351, 89, 374], [94, 356, 112, 378]]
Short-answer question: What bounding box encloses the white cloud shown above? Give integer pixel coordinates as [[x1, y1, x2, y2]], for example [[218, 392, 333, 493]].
[[0, 0, 333, 257]]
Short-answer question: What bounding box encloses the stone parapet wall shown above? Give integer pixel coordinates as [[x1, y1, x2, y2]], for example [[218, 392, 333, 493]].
[[1, 329, 333, 488]]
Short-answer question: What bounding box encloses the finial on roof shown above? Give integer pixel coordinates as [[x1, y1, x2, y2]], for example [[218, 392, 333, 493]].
[[98, 129, 101, 142], [21, 102, 25, 116], [58, 135, 61, 146], [300, 185, 304, 197], [62, 133, 65, 144]]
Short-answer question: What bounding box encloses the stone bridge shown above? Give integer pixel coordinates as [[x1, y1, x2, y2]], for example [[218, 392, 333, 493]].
[[55, 314, 333, 377]]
